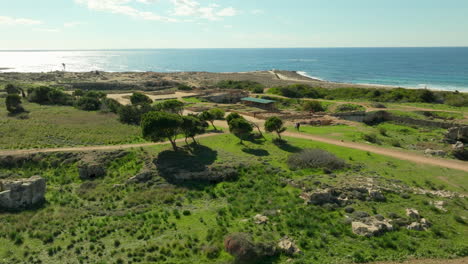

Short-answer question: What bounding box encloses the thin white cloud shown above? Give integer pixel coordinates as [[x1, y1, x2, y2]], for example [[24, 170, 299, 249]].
[[0, 16, 42, 26], [171, 0, 238, 20], [75, 0, 177, 22]]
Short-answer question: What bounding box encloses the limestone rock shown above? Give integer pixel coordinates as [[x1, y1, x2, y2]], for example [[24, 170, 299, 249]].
[[445, 126, 468, 144], [424, 149, 446, 157], [452, 141, 464, 150], [278, 237, 301, 255], [253, 214, 269, 224], [407, 218, 431, 231], [406, 208, 420, 219], [351, 216, 393, 237], [127, 170, 154, 184], [431, 201, 447, 212], [368, 189, 386, 202], [300, 189, 336, 205], [0, 176, 46, 210]]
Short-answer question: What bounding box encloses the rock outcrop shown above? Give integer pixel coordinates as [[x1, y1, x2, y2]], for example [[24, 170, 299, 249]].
[[278, 237, 301, 255], [253, 214, 269, 224], [445, 126, 468, 143], [0, 176, 46, 210], [351, 216, 393, 237], [300, 186, 387, 207], [424, 149, 446, 157], [78, 161, 106, 180]]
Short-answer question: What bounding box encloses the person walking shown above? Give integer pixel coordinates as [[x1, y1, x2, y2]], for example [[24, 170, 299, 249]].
[[295, 122, 301, 131]]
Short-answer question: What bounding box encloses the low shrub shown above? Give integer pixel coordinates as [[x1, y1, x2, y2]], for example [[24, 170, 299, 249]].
[[335, 104, 365, 113], [362, 133, 380, 144], [287, 149, 346, 171], [371, 102, 387, 108]]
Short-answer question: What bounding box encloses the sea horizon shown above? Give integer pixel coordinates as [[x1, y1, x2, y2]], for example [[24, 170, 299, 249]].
[[1, 47, 468, 92]]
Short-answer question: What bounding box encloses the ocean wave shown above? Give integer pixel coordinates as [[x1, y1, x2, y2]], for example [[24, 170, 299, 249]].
[[296, 71, 324, 81]]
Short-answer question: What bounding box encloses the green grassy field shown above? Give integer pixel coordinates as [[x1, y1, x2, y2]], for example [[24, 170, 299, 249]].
[[0, 134, 466, 264], [292, 122, 450, 155], [0, 99, 144, 149]]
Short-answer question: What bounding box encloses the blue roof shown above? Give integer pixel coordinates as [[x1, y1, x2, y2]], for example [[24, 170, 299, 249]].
[[241, 97, 276, 104]]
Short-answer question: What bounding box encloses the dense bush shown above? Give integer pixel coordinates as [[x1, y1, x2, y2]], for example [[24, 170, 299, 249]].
[[154, 99, 184, 115], [362, 133, 380, 144], [5, 94, 25, 114], [5, 84, 20, 95], [269, 84, 467, 106], [101, 98, 122, 113], [118, 104, 152, 125], [217, 80, 265, 93], [130, 92, 152, 105], [177, 84, 193, 91], [28, 86, 73, 105], [302, 100, 325, 112], [75, 97, 101, 111], [224, 233, 275, 263], [335, 104, 365, 113], [287, 149, 346, 171]]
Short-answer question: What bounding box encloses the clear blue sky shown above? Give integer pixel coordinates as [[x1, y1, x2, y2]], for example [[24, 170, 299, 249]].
[[1, 0, 467, 49]]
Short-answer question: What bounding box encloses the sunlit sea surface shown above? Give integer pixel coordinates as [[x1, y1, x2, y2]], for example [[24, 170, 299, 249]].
[[1, 48, 467, 91]]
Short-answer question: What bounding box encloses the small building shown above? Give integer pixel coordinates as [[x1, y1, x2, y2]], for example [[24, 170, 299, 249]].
[[241, 97, 276, 110]]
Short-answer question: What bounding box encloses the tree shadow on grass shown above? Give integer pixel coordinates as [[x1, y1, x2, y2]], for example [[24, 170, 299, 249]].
[[242, 148, 270, 157], [154, 144, 219, 189], [273, 140, 302, 153]]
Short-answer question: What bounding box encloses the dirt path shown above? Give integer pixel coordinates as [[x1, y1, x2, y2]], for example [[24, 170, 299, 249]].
[[0, 133, 221, 156], [0, 122, 466, 172], [283, 131, 468, 172]]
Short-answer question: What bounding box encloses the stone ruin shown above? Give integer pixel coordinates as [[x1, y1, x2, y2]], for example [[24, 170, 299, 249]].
[[0, 176, 46, 210]]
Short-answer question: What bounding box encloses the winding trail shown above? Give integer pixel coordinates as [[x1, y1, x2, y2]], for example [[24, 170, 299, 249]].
[[283, 131, 468, 172], [0, 125, 467, 172], [0, 133, 220, 156]]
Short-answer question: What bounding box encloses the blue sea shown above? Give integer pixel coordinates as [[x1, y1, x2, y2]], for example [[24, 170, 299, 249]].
[[1, 47, 467, 91]]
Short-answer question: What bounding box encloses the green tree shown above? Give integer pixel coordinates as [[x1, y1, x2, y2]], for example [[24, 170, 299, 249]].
[[118, 105, 141, 125], [228, 118, 253, 144], [181, 115, 207, 145], [200, 108, 225, 131], [131, 92, 152, 105], [264, 116, 286, 139], [154, 99, 185, 115], [141, 111, 183, 151], [226, 112, 242, 123], [5, 94, 24, 114]]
